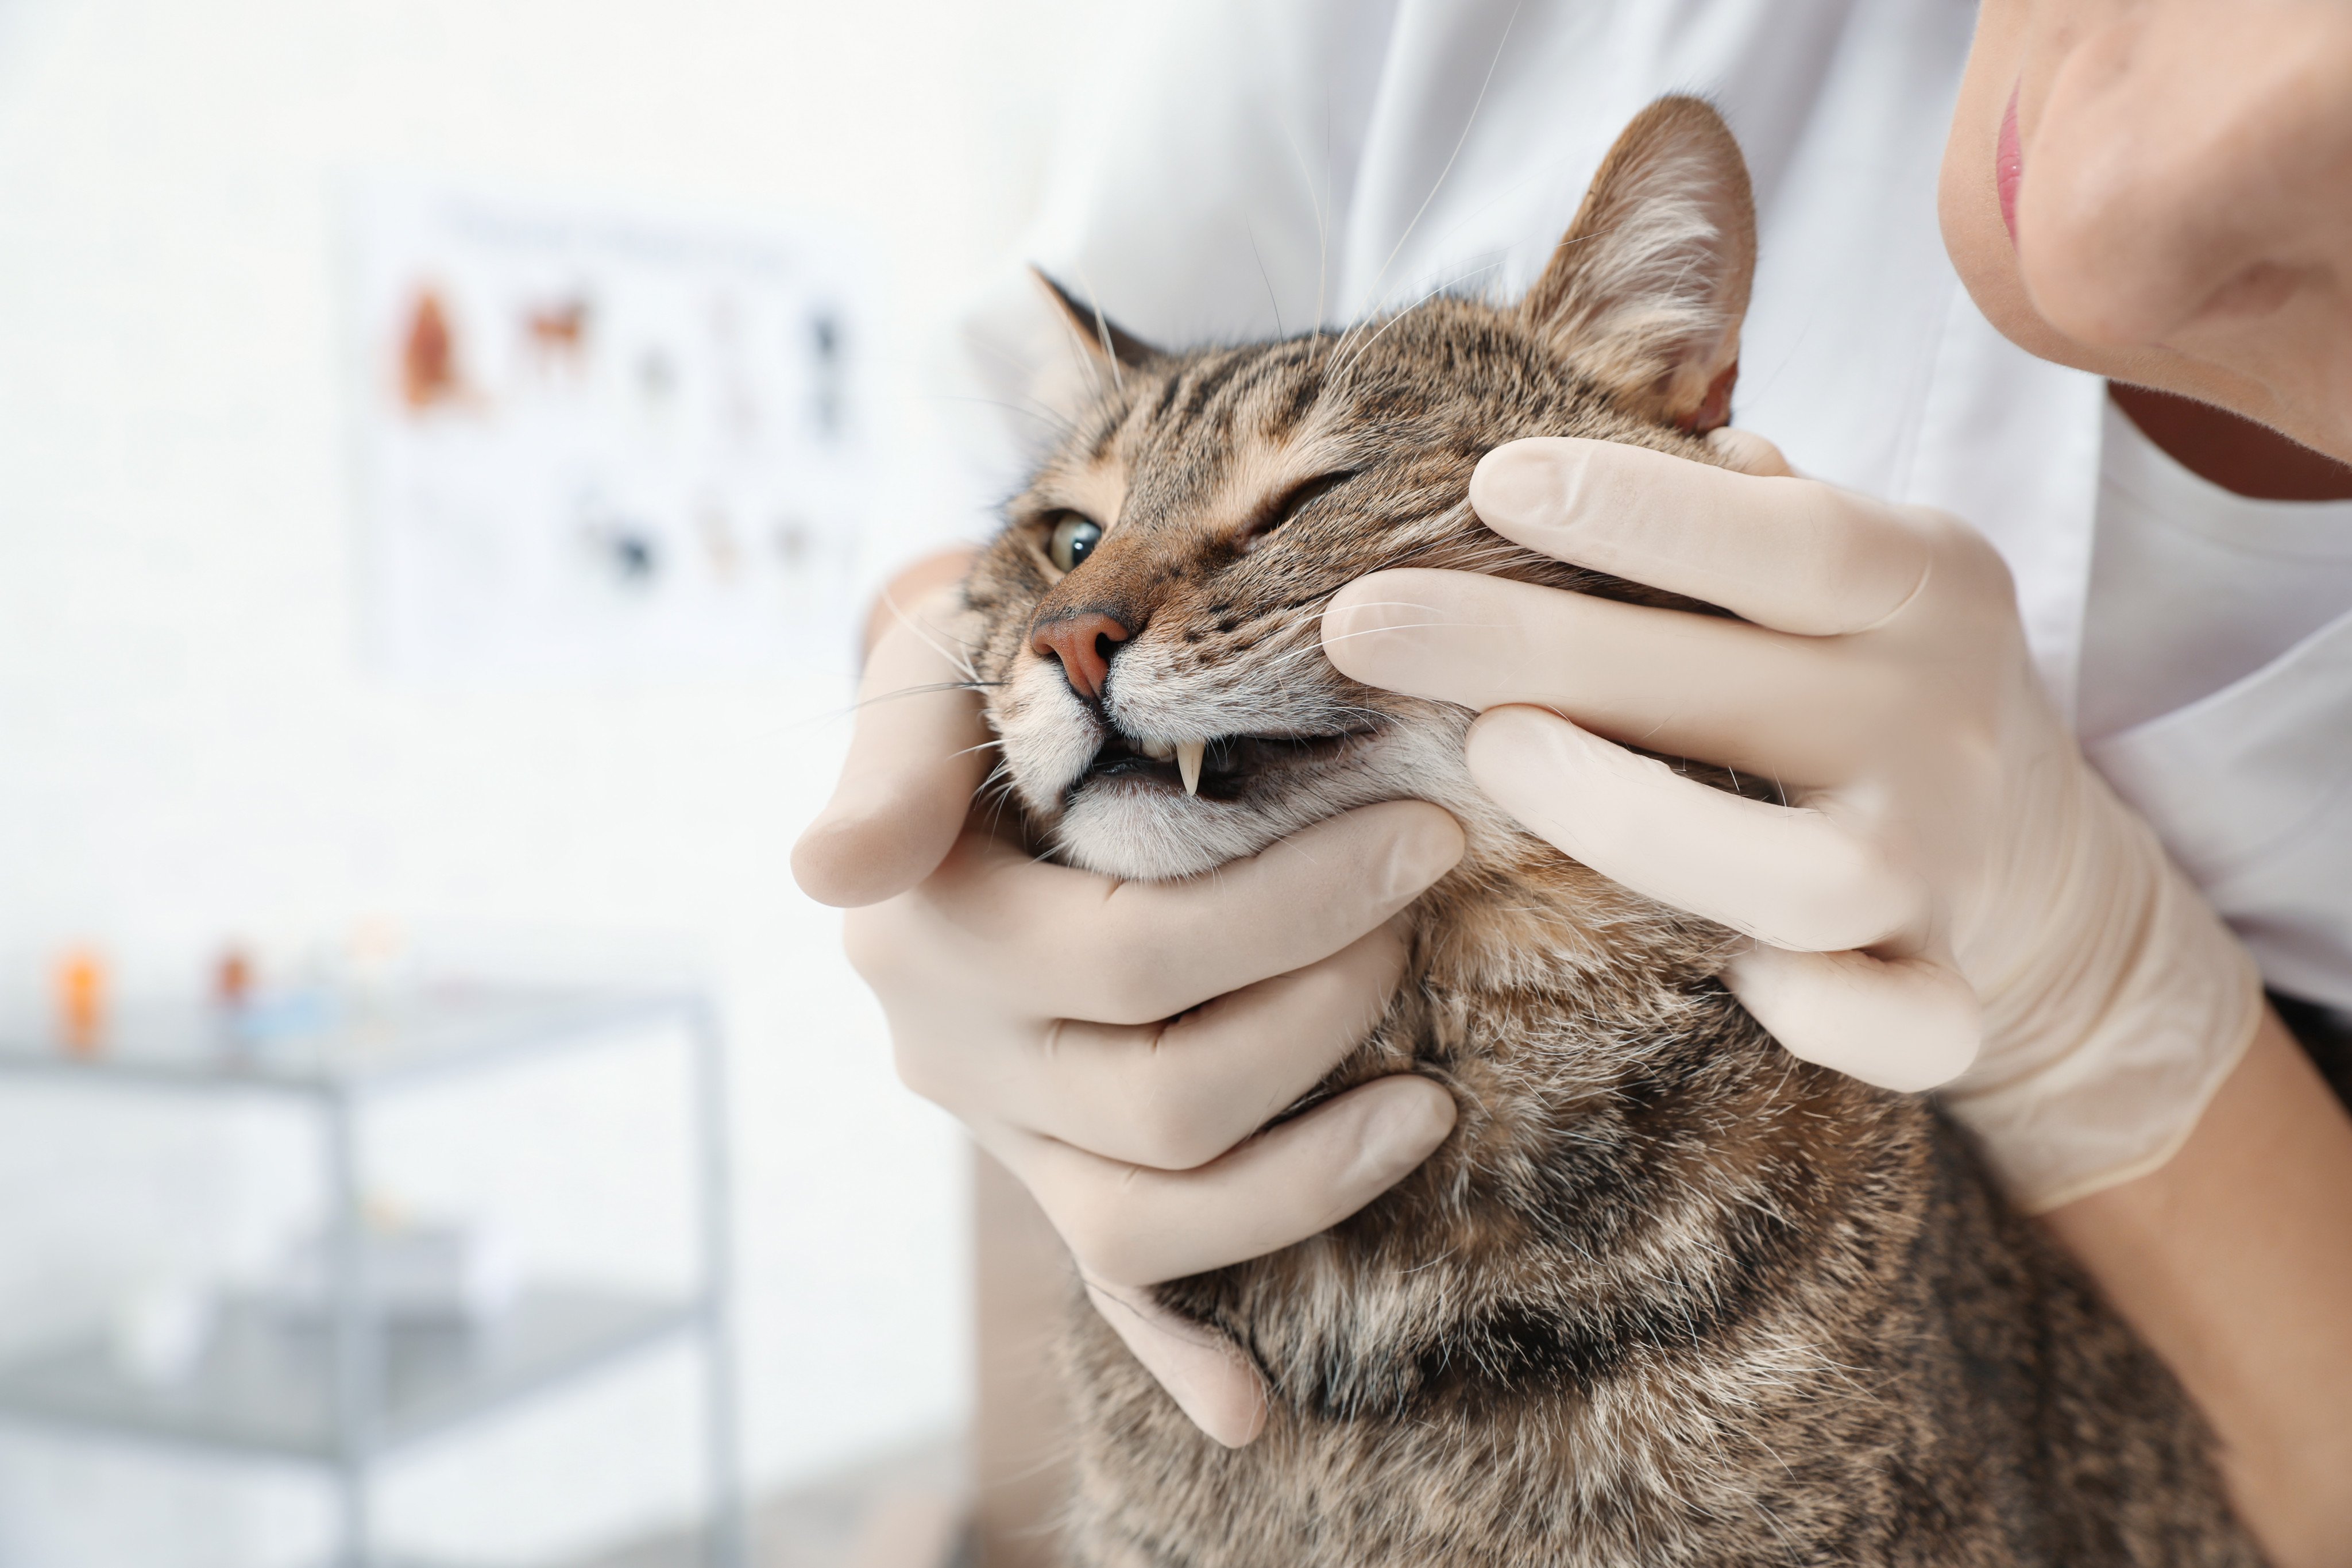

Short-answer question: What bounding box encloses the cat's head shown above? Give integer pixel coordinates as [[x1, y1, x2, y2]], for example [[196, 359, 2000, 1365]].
[[964, 97, 1756, 885]]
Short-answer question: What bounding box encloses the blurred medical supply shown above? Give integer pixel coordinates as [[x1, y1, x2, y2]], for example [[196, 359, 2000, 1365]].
[[268, 1209, 520, 1327], [214, 946, 254, 1010], [109, 1275, 218, 1387]]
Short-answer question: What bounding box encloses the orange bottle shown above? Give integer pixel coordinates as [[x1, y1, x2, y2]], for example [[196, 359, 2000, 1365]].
[[216, 947, 253, 1009], [55, 947, 106, 1056]]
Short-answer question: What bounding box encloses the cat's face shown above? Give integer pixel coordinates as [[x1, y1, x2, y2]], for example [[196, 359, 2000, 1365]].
[[965, 306, 1687, 880], [961, 96, 1758, 884]]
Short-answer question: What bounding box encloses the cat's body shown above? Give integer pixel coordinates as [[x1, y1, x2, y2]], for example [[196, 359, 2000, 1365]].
[[956, 101, 2262, 1566]]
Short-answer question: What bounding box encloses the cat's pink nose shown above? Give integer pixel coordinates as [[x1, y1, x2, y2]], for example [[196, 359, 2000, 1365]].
[[1032, 611, 1133, 702]]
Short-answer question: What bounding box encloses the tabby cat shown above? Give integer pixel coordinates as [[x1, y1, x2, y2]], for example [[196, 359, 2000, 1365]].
[[955, 97, 2262, 1568]]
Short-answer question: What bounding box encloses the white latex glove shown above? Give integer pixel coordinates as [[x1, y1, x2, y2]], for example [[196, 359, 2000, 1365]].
[[1323, 433, 2265, 1214], [794, 597, 1464, 1446]]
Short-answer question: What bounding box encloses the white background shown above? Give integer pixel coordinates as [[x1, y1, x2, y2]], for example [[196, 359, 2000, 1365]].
[[0, 0, 1102, 1560]]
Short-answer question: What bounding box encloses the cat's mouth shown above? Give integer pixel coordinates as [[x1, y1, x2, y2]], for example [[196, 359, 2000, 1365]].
[[1075, 726, 1379, 804]]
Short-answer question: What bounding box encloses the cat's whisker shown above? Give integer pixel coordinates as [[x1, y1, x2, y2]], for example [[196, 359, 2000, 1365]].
[[844, 679, 997, 716], [1331, 260, 1505, 385], [1304, 596, 1472, 616], [1318, 122, 1334, 332], [968, 318, 1093, 395], [980, 779, 1022, 840], [1314, 617, 1503, 651], [1073, 263, 1125, 396], [1247, 222, 1284, 340], [1269, 107, 1333, 334], [1324, 241, 1472, 370], [933, 332, 1092, 439], [870, 586, 986, 682], [925, 391, 1081, 442], [1044, 309, 1110, 407]]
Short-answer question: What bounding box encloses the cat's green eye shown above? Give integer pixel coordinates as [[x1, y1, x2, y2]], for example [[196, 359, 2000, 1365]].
[[1048, 514, 1103, 573]]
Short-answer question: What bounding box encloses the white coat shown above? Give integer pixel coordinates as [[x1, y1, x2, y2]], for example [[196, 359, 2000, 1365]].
[[933, 0, 2352, 1014]]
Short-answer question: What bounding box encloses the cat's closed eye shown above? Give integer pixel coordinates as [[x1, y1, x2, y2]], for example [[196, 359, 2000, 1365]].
[[1237, 470, 1357, 553], [1045, 511, 1103, 573]]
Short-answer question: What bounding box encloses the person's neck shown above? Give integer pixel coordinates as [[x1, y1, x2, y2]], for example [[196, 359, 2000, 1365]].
[[2110, 383, 2352, 503]]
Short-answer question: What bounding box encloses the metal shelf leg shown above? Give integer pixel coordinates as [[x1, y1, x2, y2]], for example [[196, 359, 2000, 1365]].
[[326, 1090, 379, 1568], [690, 1003, 748, 1568]]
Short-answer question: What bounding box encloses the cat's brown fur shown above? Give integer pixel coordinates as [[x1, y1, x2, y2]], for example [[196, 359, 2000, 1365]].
[[956, 98, 2263, 1568]]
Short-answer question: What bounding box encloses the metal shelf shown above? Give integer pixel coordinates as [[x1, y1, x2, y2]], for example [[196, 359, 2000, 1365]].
[[0, 983, 746, 1567], [0, 985, 705, 1099], [0, 1286, 698, 1463]]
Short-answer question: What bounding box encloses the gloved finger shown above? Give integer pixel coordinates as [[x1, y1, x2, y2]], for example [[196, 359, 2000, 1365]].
[[1082, 1278, 1268, 1448], [918, 802, 1463, 1027], [1467, 437, 1934, 636], [1722, 942, 1982, 1092], [792, 593, 994, 909], [1463, 706, 1928, 955], [1704, 425, 1795, 478], [884, 922, 1405, 1165], [1324, 568, 1890, 784], [1022, 926, 1409, 1169], [986, 1073, 1458, 1289]]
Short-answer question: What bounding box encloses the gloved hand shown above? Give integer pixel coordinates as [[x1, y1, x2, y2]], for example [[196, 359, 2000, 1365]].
[[794, 594, 1464, 1446], [1323, 432, 2265, 1213]]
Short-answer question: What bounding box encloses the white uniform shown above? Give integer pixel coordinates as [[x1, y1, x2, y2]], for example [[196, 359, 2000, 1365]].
[[929, 0, 2352, 1014]]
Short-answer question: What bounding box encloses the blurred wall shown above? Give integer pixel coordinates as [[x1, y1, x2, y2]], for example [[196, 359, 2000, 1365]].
[[0, 0, 1102, 1560]]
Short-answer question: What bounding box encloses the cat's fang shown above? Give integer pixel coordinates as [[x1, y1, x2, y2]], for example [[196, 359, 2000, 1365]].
[[1137, 736, 1176, 762], [1177, 740, 1205, 796]]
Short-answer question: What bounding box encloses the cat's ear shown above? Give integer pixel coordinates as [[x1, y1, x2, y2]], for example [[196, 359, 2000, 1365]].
[[1520, 96, 1755, 433], [1032, 268, 1163, 370]]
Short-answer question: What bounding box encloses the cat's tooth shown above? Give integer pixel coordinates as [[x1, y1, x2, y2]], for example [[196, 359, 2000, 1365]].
[[1138, 736, 1175, 761], [1177, 739, 1205, 797]]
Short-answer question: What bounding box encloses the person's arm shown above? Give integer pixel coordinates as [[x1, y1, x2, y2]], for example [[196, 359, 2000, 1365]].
[[2044, 1011, 2352, 1568]]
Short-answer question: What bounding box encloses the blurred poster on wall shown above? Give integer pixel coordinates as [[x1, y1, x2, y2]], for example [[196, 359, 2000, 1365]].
[[345, 177, 875, 680]]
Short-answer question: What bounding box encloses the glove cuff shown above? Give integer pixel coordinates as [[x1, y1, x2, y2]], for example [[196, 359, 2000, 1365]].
[[1939, 776, 2266, 1214]]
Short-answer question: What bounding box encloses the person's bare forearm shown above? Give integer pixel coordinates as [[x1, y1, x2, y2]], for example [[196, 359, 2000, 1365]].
[[2042, 1009, 2352, 1568]]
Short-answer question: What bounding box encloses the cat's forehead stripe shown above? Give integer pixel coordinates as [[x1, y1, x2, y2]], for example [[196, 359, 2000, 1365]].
[[1266, 347, 1328, 438], [1086, 397, 1130, 465], [1149, 368, 1187, 425], [1119, 347, 1324, 480], [1173, 351, 1257, 426]]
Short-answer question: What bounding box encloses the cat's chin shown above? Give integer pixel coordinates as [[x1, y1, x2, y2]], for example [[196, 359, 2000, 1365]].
[[1051, 782, 1297, 882]]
